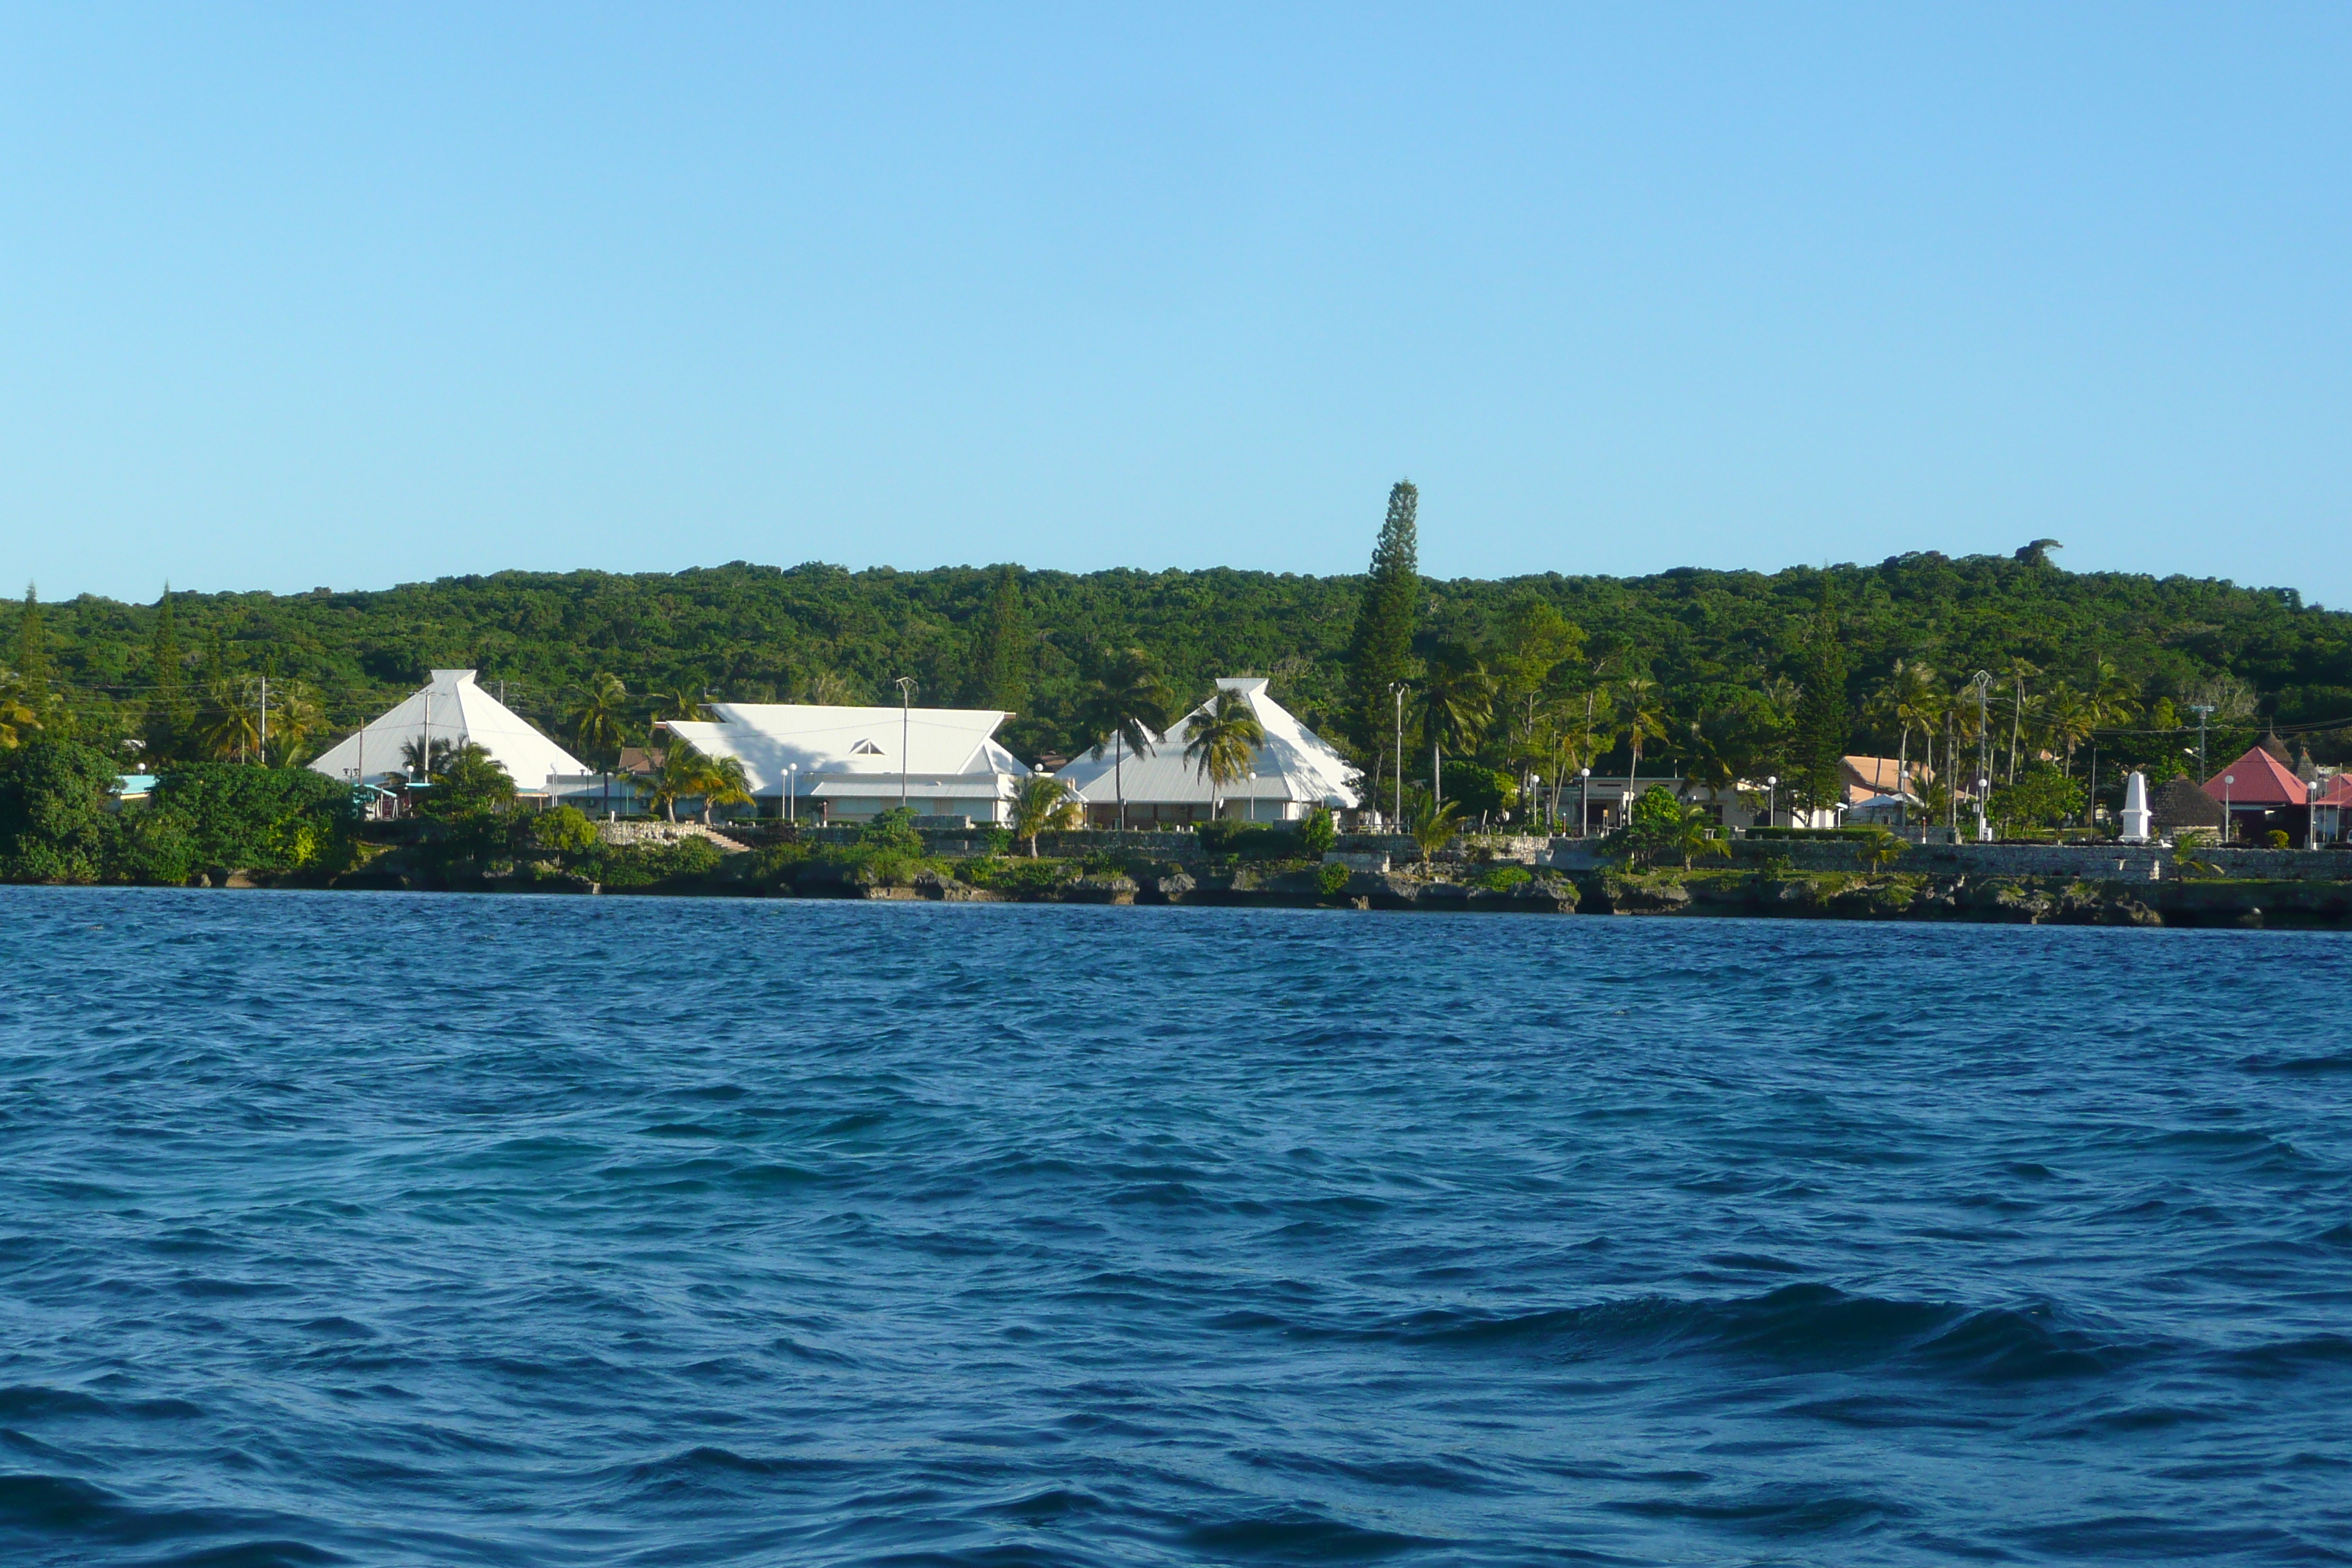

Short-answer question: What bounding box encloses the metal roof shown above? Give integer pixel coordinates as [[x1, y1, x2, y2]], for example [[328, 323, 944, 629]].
[[1055, 678, 1358, 808]]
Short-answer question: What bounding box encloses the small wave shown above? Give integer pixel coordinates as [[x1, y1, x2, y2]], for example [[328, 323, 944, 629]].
[[970, 1485, 1109, 1523], [1183, 1507, 1441, 1561], [2215, 1333, 2352, 1377], [2241, 1051, 2352, 1075], [1390, 1284, 2136, 1384], [0, 1471, 118, 1530], [0, 1387, 110, 1419], [1607, 1480, 1912, 1539]]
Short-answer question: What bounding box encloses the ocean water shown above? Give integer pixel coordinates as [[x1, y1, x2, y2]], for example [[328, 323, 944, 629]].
[[2, 888, 2348, 1567]]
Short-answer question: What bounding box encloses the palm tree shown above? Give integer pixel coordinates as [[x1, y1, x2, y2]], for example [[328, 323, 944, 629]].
[[646, 746, 709, 822], [1074, 648, 1173, 831], [197, 679, 260, 762], [1614, 674, 1667, 789], [1997, 657, 2040, 783], [563, 673, 632, 817], [2041, 682, 2096, 777], [262, 680, 325, 766], [1184, 687, 1266, 822], [1868, 658, 1939, 822], [1683, 715, 1740, 796], [655, 687, 712, 724], [1417, 652, 1493, 804], [399, 735, 454, 777], [697, 754, 755, 824], [1668, 802, 1731, 869], [1411, 799, 1464, 856], [1009, 772, 1079, 856], [563, 674, 630, 764]]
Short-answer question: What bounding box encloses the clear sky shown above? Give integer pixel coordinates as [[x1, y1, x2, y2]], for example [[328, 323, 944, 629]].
[[2, 5, 2345, 606]]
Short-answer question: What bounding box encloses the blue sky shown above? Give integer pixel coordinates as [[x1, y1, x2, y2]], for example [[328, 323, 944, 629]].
[[2, 5, 2345, 605]]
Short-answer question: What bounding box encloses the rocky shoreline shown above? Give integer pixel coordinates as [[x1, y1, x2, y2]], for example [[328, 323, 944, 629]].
[[181, 857, 2350, 929]]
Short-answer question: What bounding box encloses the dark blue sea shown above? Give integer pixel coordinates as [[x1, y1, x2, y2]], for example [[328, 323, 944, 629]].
[[3, 888, 2349, 1567]]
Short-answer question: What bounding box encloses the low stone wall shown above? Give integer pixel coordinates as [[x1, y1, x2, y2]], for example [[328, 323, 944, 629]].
[[594, 821, 750, 853]]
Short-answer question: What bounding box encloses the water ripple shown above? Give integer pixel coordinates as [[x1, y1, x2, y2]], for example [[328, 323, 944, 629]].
[[0, 888, 2348, 1565]]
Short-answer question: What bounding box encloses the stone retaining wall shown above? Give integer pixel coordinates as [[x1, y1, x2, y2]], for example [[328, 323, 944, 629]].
[[594, 821, 750, 853]]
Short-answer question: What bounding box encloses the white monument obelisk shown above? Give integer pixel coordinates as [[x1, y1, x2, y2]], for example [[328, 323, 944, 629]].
[[2120, 770, 2152, 843]]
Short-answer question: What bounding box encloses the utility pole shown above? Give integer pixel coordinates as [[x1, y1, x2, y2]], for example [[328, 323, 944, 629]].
[[1388, 682, 1408, 827], [2188, 704, 2214, 782], [1970, 671, 1992, 842], [894, 676, 916, 810], [257, 674, 268, 762]]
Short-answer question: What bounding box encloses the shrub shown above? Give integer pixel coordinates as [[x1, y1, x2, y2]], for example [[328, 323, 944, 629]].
[[1474, 863, 1532, 892], [1299, 805, 1337, 855], [578, 837, 727, 889], [2266, 829, 2291, 849], [1991, 766, 2084, 833], [1439, 762, 1518, 819], [529, 805, 600, 854], [1316, 860, 1351, 897], [1198, 821, 1300, 859], [133, 766, 360, 879], [961, 856, 1073, 894], [0, 737, 117, 882]]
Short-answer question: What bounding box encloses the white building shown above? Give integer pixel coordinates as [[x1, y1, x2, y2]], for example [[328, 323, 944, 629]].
[[1055, 677, 1358, 826], [310, 669, 589, 796], [642, 701, 1033, 824]]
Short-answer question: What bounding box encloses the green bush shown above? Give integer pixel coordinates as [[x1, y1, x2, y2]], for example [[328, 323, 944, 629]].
[[578, 837, 727, 888], [143, 764, 358, 873], [1474, 863, 1532, 892], [1316, 860, 1351, 897], [1299, 805, 1337, 855], [1990, 766, 2085, 832], [960, 856, 1073, 894], [529, 805, 601, 854], [0, 737, 117, 882], [1438, 762, 1518, 819], [1197, 821, 1300, 859]]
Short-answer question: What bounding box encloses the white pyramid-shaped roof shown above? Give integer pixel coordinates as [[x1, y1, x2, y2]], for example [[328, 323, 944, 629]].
[[666, 702, 1025, 795], [310, 670, 589, 791], [1055, 677, 1358, 807]]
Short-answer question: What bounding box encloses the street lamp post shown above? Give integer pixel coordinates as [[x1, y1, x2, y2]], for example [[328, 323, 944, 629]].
[[894, 676, 916, 812], [1970, 671, 1993, 843], [1766, 775, 1778, 832], [1389, 682, 1408, 829], [1529, 773, 1544, 832], [1579, 766, 1591, 838], [2223, 772, 2235, 843], [786, 764, 797, 824]]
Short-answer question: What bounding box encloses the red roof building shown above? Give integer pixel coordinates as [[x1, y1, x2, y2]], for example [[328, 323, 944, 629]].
[[2202, 745, 2307, 807]]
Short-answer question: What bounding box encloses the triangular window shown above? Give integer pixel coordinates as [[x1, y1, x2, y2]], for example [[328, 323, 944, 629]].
[[851, 739, 885, 755]]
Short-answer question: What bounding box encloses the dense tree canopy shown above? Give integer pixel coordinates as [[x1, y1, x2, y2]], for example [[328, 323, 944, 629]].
[[7, 546, 2351, 815]]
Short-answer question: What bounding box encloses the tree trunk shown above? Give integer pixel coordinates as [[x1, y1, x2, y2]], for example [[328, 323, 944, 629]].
[[1896, 725, 1910, 828]]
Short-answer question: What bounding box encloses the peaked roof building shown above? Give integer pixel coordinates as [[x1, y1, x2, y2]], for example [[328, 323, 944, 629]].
[[310, 669, 589, 793], [1055, 678, 1357, 825], [2202, 744, 2307, 807], [660, 701, 1030, 823]]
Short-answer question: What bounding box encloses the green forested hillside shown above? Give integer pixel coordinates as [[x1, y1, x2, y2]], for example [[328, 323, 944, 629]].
[[7, 547, 2351, 790]]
